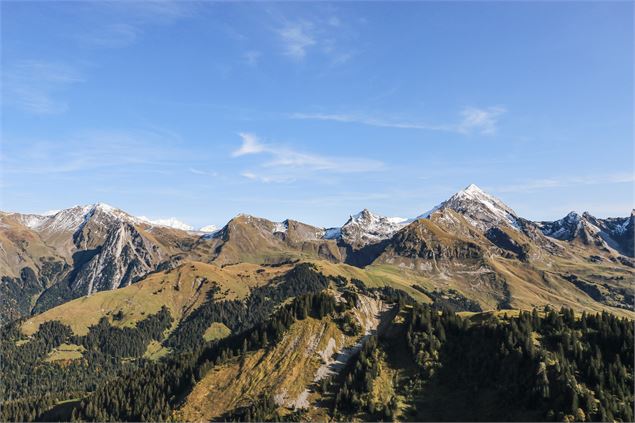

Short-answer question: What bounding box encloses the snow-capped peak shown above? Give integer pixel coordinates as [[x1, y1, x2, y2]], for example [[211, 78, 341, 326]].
[[17, 203, 134, 232], [463, 183, 484, 195], [93, 202, 116, 213], [336, 209, 408, 246], [564, 211, 581, 222], [17, 202, 198, 233], [454, 184, 492, 202], [350, 209, 407, 225], [424, 184, 521, 231], [137, 216, 194, 231], [539, 212, 584, 240]]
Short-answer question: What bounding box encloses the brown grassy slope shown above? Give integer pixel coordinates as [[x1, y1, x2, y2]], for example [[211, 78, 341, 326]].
[[190, 215, 342, 266], [176, 317, 350, 421], [21, 261, 292, 336], [177, 293, 392, 421], [0, 213, 61, 278]]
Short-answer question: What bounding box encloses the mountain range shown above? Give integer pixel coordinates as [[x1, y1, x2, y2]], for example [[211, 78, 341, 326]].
[[2, 184, 633, 323], [2, 183, 634, 422]]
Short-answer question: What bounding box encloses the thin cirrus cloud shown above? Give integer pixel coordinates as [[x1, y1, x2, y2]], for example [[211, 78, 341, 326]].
[[3, 129, 192, 175], [77, 1, 196, 49], [3, 60, 83, 114], [232, 132, 384, 183], [81, 23, 140, 48], [273, 14, 353, 64], [291, 106, 507, 135], [457, 107, 506, 135]]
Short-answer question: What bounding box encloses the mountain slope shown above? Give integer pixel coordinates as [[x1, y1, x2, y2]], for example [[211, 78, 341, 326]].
[[192, 214, 341, 265], [178, 294, 389, 421], [0, 204, 198, 319], [22, 260, 289, 336]]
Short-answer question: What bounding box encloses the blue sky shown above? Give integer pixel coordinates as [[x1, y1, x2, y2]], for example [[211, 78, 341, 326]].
[[1, 1, 633, 228]]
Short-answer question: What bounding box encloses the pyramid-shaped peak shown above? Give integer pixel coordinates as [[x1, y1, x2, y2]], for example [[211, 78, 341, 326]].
[[437, 183, 520, 230], [455, 184, 491, 199], [464, 183, 484, 193]]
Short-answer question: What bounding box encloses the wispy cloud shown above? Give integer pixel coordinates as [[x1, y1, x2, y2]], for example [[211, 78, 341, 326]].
[[78, 1, 196, 49], [277, 21, 316, 60], [2, 128, 192, 174], [241, 171, 296, 184], [243, 50, 262, 66], [457, 106, 506, 135], [233, 133, 267, 156], [3, 60, 83, 114], [232, 132, 383, 183], [290, 112, 451, 131], [189, 168, 219, 177], [291, 106, 507, 135], [494, 172, 635, 193], [272, 12, 355, 64], [96, 0, 196, 24], [81, 23, 139, 48]]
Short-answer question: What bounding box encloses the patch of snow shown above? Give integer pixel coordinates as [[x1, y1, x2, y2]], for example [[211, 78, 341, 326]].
[[94, 202, 116, 213], [614, 218, 631, 235], [199, 224, 219, 233], [417, 203, 441, 219], [539, 211, 582, 240], [19, 214, 50, 229], [41, 205, 95, 233], [323, 227, 341, 239], [272, 220, 288, 234], [137, 216, 194, 231]]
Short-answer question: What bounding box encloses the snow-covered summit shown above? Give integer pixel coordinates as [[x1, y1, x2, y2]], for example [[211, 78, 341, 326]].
[[14, 203, 197, 234], [540, 210, 634, 257], [538, 211, 582, 240], [17, 203, 135, 233], [422, 184, 521, 230], [137, 216, 194, 231], [335, 209, 408, 246]]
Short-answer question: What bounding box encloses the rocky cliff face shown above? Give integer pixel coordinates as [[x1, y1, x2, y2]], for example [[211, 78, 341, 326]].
[[70, 222, 161, 294], [380, 219, 484, 262]]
